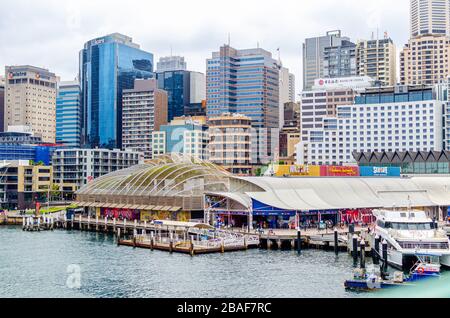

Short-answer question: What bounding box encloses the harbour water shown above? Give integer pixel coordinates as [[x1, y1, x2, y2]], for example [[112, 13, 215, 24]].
[[0, 226, 363, 298]]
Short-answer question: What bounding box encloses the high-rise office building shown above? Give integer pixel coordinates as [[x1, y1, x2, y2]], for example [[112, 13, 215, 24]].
[[79, 33, 154, 149], [122, 79, 168, 159], [356, 38, 397, 86], [323, 39, 357, 78], [206, 45, 280, 164], [156, 56, 187, 72], [0, 76, 4, 132], [410, 0, 450, 38], [4, 66, 57, 143], [56, 80, 81, 148], [206, 45, 280, 128], [302, 30, 349, 90], [157, 70, 206, 121]]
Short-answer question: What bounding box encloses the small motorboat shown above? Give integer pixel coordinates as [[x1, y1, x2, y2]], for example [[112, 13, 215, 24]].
[[345, 254, 441, 291]]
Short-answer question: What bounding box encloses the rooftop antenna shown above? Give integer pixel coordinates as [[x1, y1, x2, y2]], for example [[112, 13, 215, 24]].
[[227, 33, 231, 46], [170, 45, 173, 57]]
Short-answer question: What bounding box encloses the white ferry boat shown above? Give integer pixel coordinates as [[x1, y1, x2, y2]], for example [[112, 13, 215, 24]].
[[372, 209, 450, 269]]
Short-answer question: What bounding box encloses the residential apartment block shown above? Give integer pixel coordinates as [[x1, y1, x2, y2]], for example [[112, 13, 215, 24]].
[[122, 79, 168, 159], [52, 148, 143, 200], [356, 38, 397, 86]]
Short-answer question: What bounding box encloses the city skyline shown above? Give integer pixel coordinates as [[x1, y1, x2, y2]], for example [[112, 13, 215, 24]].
[[0, 0, 410, 95]]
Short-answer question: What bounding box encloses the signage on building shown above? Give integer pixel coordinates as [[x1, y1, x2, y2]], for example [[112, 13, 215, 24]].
[[8, 71, 27, 79], [359, 166, 401, 177]]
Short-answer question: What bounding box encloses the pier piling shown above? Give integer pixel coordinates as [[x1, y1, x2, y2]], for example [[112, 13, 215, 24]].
[[360, 239, 366, 269], [334, 228, 338, 255], [382, 240, 388, 273], [297, 230, 302, 255], [352, 234, 358, 264], [373, 235, 380, 265]]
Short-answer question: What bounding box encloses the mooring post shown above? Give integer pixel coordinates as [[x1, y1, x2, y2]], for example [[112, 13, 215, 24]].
[[360, 239, 366, 269], [123, 219, 127, 234], [373, 235, 380, 265], [297, 229, 301, 255], [221, 238, 225, 253], [117, 228, 121, 246], [382, 240, 388, 273], [22, 217, 26, 230], [151, 232, 154, 251], [169, 231, 174, 254], [349, 223, 355, 234], [113, 218, 117, 233], [133, 229, 137, 248], [190, 235, 194, 257], [352, 234, 358, 264], [334, 228, 339, 255], [104, 217, 108, 232]]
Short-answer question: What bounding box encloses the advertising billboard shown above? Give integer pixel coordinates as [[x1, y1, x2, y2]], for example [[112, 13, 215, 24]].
[[359, 166, 401, 177]]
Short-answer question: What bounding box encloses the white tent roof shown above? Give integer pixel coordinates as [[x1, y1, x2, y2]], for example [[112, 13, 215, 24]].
[[238, 176, 450, 211]]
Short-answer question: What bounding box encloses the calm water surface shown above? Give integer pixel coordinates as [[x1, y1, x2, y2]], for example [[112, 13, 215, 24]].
[[0, 227, 362, 298]]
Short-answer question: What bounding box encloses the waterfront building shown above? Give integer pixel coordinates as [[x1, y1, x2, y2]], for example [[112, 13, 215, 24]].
[[297, 86, 445, 165], [410, 0, 450, 38], [0, 160, 53, 210], [208, 113, 252, 175], [152, 116, 209, 160], [79, 33, 154, 149], [354, 150, 450, 174], [75, 154, 450, 227], [302, 30, 349, 90], [122, 79, 168, 159], [299, 87, 357, 164], [323, 39, 357, 78], [4, 66, 57, 143], [156, 56, 187, 72], [52, 148, 143, 200], [356, 37, 397, 86], [156, 70, 206, 121], [56, 80, 81, 148], [206, 45, 280, 164], [0, 76, 5, 132]]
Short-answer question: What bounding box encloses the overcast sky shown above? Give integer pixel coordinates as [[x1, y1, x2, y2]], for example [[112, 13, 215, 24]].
[[0, 0, 410, 95]]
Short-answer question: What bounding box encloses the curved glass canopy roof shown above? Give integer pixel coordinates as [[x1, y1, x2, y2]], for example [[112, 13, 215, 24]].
[[77, 154, 232, 197]]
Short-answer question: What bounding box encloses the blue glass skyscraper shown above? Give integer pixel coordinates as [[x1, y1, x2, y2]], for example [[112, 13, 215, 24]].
[[156, 70, 190, 121], [79, 33, 154, 149], [56, 81, 81, 148]]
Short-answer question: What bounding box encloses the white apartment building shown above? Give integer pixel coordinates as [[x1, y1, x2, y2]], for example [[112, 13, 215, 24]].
[[52, 148, 144, 199], [297, 86, 445, 165], [4, 66, 57, 143]]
